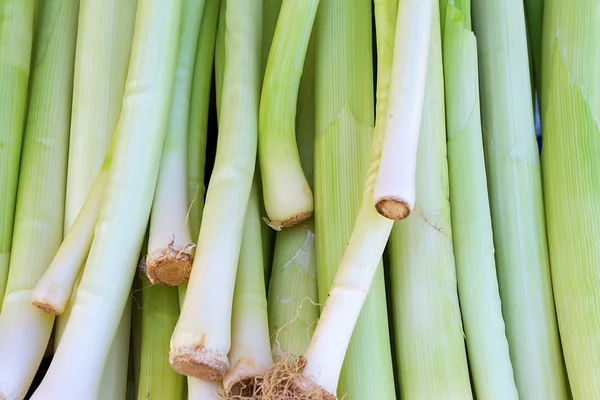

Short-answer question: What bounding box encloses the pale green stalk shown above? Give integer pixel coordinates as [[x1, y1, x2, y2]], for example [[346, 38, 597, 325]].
[[170, 0, 262, 380], [389, 5, 472, 399], [138, 277, 184, 400], [146, 0, 205, 286], [258, 0, 283, 282], [98, 297, 132, 400], [440, 1, 518, 398], [187, 0, 220, 240], [267, 36, 318, 360], [0, 0, 35, 308], [541, 1, 600, 397], [0, 2, 79, 398], [223, 178, 272, 396], [311, 0, 395, 397], [472, 0, 569, 398], [214, 0, 226, 121], [32, 142, 114, 315], [30, 1, 182, 397], [258, 0, 318, 229]]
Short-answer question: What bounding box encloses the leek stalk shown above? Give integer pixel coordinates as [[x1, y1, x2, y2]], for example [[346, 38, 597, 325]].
[[267, 34, 318, 360], [472, 0, 569, 397], [0, 1, 79, 398], [187, 0, 220, 241], [31, 1, 182, 397], [137, 276, 184, 400], [373, 0, 434, 221], [145, 0, 206, 286], [222, 178, 272, 396], [439, 0, 518, 397], [389, 4, 473, 398], [170, 0, 262, 380], [541, 0, 600, 397], [0, 0, 35, 308], [523, 0, 543, 96], [258, 0, 318, 229]]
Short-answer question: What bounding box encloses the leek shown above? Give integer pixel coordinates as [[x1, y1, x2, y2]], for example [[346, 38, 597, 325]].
[[439, 0, 518, 397], [187, 0, 220, 241], [0, 1, 79, 398], [0, 0, 35, 308], [541, 0, 600, 397], [170, 0, 262, 380], [304, 0, 396, 396], [267, 34, 318, 360], [258, 0, 318, 229], [222, 178, 272, 396], [146, 0, 205, 286], [389, 4, 473, 398], [30, 1, 182, 397], [137, 276, 184, 400], [373, 0, 433, 221], [472, 0, 569, 397], [32, 141, 114, 315]]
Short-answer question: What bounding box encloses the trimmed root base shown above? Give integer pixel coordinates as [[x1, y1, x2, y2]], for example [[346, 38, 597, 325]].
[[169, 346, 229, 380], [145, 240, 194, 285], [225, 375, 260, 399], [264, 211, 313, 231], [32, 300, 62, 315], [374, 196, 410, 220], [250, 357, 337, 400]]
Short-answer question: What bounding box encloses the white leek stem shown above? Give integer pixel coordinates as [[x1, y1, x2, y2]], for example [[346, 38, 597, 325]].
[[170, 0, 262, 380], [146, 0, 205, 286], [223, 178, 272, 395], [188, 378, 224, 400], [373, 0, 434, 220], [32, 143, 113, 315], [30, 1, 182, 398], [258, 0, 318, 229]]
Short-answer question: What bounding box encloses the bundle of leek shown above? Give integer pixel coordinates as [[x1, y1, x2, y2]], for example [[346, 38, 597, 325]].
[[30, 0, 181, 397]]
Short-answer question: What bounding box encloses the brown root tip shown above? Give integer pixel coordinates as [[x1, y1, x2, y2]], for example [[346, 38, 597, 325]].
[[264, 211, 313, 231], [169, 346, 229, 380], [32, 300, 62, 315], [146, 243, 194, 286], [253, 356, 337, 400], [225, 375, 259, 399], [375, 197, 411, 220]]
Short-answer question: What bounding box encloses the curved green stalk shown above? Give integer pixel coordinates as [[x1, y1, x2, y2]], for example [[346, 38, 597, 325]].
[[258, 0, 318, 229]]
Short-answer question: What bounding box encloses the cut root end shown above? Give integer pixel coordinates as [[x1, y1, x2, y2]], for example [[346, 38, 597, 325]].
[[32, 299, 62, 315], [250, 356, 337, 400], [263, 211, 313, 231], [224, 375, 261, 399], [169, 346, 229, 380], [145, 241, 195, 286], [374, 196, 411, 220]]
